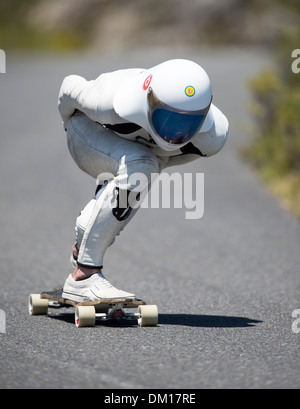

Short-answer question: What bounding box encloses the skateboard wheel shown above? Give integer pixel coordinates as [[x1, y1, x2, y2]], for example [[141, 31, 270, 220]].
[[138, 305, 158, 327], [29, 294, 49, 316], [75, 306, 96, 328]]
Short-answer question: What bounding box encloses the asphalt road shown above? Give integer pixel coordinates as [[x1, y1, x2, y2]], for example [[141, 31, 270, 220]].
[[0, 48, 299, 389]]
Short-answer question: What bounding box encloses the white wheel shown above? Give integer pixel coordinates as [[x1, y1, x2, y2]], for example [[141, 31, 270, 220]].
[[29, 294, 49, 316], [138, 305, 158, 327], [75, 306, 96, 328]]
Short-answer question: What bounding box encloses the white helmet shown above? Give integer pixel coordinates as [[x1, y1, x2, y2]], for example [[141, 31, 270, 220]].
[[114, 59, 213, 151]]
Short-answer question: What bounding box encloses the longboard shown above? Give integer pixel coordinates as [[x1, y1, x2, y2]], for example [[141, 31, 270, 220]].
[[29, 289, 158, 328]]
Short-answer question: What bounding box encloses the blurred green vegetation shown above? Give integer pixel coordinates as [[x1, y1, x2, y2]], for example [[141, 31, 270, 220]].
[[0, 0, 86, 51], [245, 27, 300, 218], [1, 0, 300, 52]]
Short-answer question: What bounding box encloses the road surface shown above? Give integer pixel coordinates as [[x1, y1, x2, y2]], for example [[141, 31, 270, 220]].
[[0, 48, 299, 389]]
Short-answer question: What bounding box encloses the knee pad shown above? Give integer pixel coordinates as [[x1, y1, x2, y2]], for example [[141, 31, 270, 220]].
[[124, 159, 159, 193], [113, 159, 158, 221], [112, 187, 141, 221]]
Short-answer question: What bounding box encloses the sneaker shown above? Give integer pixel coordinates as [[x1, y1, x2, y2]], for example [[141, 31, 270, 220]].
[[62, 273, 136, 302]]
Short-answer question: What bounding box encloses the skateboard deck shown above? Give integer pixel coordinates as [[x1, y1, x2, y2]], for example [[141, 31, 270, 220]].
[[29, 288, 158, 328]]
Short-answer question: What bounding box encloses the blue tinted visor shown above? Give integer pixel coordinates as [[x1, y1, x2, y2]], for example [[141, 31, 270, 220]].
[[147, 88, 212, 145]]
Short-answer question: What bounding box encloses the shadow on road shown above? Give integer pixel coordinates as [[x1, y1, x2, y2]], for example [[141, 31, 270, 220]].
[[47, 312, 262, 328], [158, 314, 262, 328]]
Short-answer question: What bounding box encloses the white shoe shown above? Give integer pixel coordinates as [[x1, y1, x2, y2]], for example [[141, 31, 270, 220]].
[[62, 273, 136, 302]]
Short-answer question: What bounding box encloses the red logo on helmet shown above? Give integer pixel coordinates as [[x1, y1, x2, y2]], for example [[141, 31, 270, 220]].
[[143, 74, 153, 91]]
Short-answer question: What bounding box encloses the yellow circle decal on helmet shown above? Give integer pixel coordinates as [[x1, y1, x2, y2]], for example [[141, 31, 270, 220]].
[[185, 86, 196, 97]]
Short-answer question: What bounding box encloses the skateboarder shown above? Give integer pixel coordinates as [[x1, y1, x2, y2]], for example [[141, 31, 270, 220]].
[[58, 59, 229, 302]]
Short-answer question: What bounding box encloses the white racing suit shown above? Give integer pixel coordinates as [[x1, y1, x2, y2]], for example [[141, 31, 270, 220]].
[[58, 69, 229, 269]]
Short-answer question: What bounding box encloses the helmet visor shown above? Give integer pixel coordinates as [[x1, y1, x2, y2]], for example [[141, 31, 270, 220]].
[[147, 88, 212, 145]]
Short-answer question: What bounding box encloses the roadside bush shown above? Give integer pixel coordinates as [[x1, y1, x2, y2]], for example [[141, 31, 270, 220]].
[[245, 28, 300, 217]]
